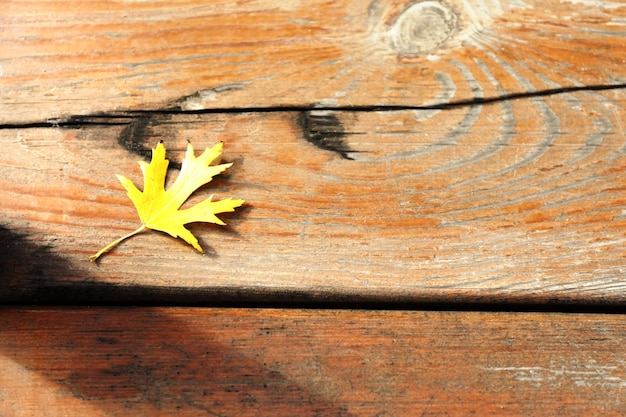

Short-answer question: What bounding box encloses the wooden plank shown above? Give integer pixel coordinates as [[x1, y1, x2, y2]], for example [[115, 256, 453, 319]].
[[2, 0, 626, 124], [2, 87, 626, 306], [1, 307, 625, 416]]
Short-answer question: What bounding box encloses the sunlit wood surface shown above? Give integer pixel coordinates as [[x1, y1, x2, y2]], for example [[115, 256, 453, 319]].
[[2, 0, 626, 414], [2, 0, 626, 124]]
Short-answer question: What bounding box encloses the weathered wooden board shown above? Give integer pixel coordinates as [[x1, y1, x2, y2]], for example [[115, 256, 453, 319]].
[[1, 307, 625, 416], [2, 88, 626, 305], [1, 0, 625, 124]]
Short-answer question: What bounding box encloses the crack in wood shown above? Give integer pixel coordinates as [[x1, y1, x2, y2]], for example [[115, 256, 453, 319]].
[[1, 83, 624, 130], [2, 83, 625, 162]]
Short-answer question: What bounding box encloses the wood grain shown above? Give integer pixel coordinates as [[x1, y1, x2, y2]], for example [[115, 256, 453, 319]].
[[2, 88, 626, 305], [1, 307, 625, 416], [1, 0, 625, 124], [3, 2, 626, 416], [2, 1, 626, 306]]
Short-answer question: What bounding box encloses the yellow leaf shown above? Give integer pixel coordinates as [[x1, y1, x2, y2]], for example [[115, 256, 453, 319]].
[[90, 141, 244, 262]]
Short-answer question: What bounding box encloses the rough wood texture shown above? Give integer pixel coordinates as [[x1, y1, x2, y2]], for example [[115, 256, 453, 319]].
[[3, 102, 626, 306], [2, 0, 626, 306], [3, 2, 626, 415], [1, 307, 625, 416], [2, 0, 625, 124]]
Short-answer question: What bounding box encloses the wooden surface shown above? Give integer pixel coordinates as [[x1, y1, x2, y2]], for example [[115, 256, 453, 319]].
[[2, 307, 626, 416], [4, 105, 626, 306], [3, 1, 626, 415], [2, 0, 626, 305], [2, 0, 626, 124]]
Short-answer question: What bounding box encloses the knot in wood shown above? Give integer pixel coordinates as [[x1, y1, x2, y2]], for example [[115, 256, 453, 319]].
[[390, 1, 458, 54]]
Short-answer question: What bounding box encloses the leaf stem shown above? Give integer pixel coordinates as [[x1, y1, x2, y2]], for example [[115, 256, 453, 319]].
[[90, 224, 147, 263]]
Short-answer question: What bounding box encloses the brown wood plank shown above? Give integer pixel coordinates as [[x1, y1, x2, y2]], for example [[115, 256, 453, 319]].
[[1, 307, 625, 416], [2, 88, 626, 306], [2, 0, 625, 124]]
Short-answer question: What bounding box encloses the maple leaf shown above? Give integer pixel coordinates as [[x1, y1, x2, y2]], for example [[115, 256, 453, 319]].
[[90, 141, 244, 262]]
